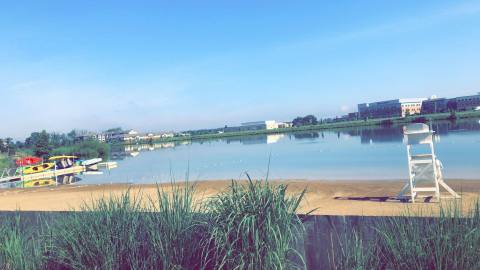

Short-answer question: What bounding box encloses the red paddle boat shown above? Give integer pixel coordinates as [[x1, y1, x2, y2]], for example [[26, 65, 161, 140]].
[[15, 156, 42, 166]]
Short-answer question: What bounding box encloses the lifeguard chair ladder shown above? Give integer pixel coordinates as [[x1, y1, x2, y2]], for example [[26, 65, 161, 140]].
[[398, 123, 460, 203]]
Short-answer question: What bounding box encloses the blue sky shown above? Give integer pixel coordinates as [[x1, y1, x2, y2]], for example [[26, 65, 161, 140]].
[[1, 0, 480, 139]]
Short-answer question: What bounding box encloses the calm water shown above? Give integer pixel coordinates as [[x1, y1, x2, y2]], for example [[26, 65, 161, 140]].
[[79, 119, 480, 184]]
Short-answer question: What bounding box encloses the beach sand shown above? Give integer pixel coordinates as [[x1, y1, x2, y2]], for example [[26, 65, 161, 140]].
[[0, 179, 479, 216]]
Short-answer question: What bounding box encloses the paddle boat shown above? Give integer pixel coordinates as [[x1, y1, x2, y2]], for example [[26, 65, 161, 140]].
[[48, 155, 78, 169], [15, 156, 42, 166], [20, 178, 56, 188], [81, 158, 102, 166], [22, 163, 55, 174]]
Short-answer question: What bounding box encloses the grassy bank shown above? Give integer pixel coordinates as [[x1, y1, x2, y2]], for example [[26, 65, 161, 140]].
[[0, 179, 307, 269], [127, 110, 480, 145], [50, 140, 110, 159], [0, 154, 9, 172], [0, 179, 479, 269], [333, 202, 480, 270]]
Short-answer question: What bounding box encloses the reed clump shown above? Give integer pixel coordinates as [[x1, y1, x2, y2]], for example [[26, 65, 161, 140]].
[[0, 216, 44, 270], [143, 183, 205, 269], [374, 201, 480, 270], [334, 200, 480, 270], [46, 192, 147, 269], [203, 177, 307, 269], [45, 184, 205, 270]]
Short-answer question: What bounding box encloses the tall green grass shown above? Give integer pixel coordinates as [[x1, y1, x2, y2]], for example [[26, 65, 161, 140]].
[[331, 225, 380, 270], [203, 177, 308, 269], [46, 192, 147, 269], [374, 201, 480, 270], [0, 153, 11, 171], [0, 216, 44, 270], [333, 200, 480, 270], [46, 184, 205, 269], [1, 180, 478, 270], [144, 183, 205, 269]]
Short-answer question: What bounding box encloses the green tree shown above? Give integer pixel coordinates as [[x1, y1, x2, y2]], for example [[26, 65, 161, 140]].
[[34, 130, 51, 157], [5, 138, 16, 155], [0, 138, 6, 153], [0, 138, 17, 155], [105, 127, 123, 133], [304, 115, 318, 125], [25, 132, 40, 148], [67, 130, 77, 144], [292, 115, 318, 126]]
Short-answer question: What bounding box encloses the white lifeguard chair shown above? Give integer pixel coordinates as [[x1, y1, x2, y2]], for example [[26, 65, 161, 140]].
[[398, 123, 460, 203]]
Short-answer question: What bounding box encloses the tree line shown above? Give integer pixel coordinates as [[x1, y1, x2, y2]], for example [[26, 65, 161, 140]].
[[292, 115, 319, 127], [1, 129, 109, 160]]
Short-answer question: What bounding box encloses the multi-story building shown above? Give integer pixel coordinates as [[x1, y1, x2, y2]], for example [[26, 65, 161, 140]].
[[455, 93, 480, 111], [358, 98, 426, 119], [421, 97, 449, 114]]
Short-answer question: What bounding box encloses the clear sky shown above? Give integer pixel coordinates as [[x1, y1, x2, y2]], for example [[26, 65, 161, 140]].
[[1, 0, 480, 139]]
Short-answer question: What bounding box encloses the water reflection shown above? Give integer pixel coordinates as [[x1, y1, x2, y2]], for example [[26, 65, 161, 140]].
[[110, 119, 480, 159], [0, 174, 82, 189], [225, 134, 285, 145], [111, 142, 180, 160], [111, 134, 289, 159], [333, 119, 480, 145], [292, 132, 320, 140], [74, 118, 480, 183]]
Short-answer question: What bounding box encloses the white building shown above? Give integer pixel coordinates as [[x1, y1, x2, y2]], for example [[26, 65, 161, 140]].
[[399, 98, 427, 117], [241, 120, 279, 130], [160, 132, 175, 138]]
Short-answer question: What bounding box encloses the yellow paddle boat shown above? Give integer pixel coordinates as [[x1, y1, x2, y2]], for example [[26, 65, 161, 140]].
[[21, 179, 56, 188], [22, 163, 55, 174], [48, 155, 78, 160]]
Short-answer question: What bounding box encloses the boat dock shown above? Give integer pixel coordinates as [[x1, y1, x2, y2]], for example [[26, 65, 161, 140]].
[[0, 166, 87, 184], [0, 162, 116, 185]]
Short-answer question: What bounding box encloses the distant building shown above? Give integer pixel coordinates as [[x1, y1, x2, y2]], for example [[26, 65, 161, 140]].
[[160, 132, 174, 138], [455, 93, 480, 111], [148, 133, 162, 140], [336, 112, 359, 122], [358, 98, 426, 119], [348, 112, 359, 120], [105, 129, 140, 142], [123, 130, 139, 142], [75, 131, 99, 142], [277, 122, 293, 128], [421, 97, 449, 114], [241, 120, 279, 130], [96, 133, 107, 142]]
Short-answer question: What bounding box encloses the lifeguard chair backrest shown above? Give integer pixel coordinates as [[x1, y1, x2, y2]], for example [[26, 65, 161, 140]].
[[404, 123, 434, 145]]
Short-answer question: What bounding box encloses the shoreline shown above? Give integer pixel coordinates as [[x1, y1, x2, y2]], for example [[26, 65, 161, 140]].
[[1, 179, 479, 216], [124, 110, 480, 145]]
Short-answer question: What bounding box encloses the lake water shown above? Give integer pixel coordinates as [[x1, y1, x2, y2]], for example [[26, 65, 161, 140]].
[[78, 118, 480, 184]]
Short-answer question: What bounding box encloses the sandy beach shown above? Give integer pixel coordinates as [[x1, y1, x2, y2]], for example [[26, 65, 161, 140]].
[[0, 179, 479, 216]]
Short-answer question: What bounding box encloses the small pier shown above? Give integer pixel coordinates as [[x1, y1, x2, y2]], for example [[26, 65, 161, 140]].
[[0, 166, 87, 184], [0, 162, 116, 185]]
